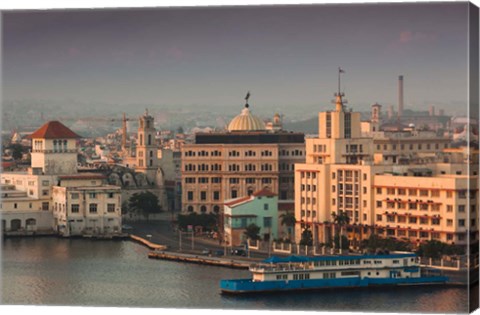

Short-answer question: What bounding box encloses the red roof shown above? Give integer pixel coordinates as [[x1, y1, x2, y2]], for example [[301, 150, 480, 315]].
[[28, 121, 81, 139], [252, 188, 277, 198], [224, 196, 252, 208]]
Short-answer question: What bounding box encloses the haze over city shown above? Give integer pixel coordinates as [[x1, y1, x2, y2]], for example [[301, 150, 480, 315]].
[[2, 2, 470, 121]]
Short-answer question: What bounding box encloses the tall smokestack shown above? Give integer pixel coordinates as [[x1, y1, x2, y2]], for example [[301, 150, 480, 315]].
[[398, 75, 404, 119]]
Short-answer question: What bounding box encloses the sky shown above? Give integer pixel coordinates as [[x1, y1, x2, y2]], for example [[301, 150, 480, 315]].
[[1, 1, 473, 115]]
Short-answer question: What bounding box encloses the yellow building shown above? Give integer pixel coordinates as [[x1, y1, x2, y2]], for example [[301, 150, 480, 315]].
[[294, 75, 477, 248], [181, 102, 305, 215]]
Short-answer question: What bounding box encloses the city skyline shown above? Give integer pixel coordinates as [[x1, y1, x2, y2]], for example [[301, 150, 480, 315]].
[[2, 2, 471, 116]]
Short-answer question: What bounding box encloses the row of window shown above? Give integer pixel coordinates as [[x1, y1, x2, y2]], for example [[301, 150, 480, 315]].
[[332, 170, 365, 182], [185, 150, 277, 157], [376, 142, 448, 151], [375, 187, 472, 198], [184, 163, 275, 172], [1, 201, 50, 211], [70, 192, 116, 199], [383, 228, 464, 241]]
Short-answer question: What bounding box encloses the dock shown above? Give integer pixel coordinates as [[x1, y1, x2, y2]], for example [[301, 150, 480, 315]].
[[129, 234, 168, 250], [148, 251, 250, 269]]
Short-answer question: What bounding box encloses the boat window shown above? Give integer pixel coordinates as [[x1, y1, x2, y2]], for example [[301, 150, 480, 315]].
[[326, 261, 331, 266], [374, 260, 382, 264], [341, 271, 360, 276], [350, 260, 355, 265], [344, 260, 349, 265], [320, 261, 325, 266], [332, 261, 337, 266], [356, 260, 361, 265], [339, 260, 344, 265], [305, 273, 310, 280], [363, 260, 371, 264], [393, 260, 400, 264]]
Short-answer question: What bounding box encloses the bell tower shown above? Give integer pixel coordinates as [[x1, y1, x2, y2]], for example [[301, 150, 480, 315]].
[[136, 109, 158, 184]]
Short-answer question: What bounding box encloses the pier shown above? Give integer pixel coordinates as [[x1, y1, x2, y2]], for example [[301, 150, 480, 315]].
[[148, 251, 250, 269]]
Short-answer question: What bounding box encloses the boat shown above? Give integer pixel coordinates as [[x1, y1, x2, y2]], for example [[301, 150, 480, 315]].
[[220, 252, 448, 294]]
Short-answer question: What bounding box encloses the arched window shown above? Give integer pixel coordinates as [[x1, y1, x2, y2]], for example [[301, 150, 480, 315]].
[[187, 206, 194, 212], [148, 134, 152, 145], [213, 205, 220, 213], [200, 206, 207, 213]]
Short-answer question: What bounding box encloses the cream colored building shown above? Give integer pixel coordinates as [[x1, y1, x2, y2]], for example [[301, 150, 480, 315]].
[[52, 174, 122, 236], [294, 84, 477, 248], [1, 121, 123, 237], [181, 103, 305, 215]]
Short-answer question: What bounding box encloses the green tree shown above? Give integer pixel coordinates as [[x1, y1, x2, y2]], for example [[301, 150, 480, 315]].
[[177, 213, 218, 231], [279, 212, 296, 241], [331, 211, 350, 251], [416, 240, 465, 259], [9, 143, 24, 160], [300, 227, 313, 246], [243, 223, 260, 241], [128, 191, 161, 220]]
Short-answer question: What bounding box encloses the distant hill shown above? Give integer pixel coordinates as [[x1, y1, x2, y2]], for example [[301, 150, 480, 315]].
[[284, 117, 318, 134]]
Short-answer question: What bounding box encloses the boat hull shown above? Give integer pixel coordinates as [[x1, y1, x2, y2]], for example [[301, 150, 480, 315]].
[[220, 276, 449, 294]]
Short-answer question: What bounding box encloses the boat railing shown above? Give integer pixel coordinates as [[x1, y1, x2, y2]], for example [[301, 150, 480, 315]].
[[250, 263, 315, 273]]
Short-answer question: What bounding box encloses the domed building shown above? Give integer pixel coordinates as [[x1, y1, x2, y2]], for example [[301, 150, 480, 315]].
[[181, 94, 306, 241], [227, 104, 266, 132]]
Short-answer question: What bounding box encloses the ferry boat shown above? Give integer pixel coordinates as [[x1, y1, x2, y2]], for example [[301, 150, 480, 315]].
[[220, 252, 448, 294]]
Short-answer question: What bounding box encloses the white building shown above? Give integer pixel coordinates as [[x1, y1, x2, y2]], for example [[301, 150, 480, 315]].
[[1, 120, 123, 237]]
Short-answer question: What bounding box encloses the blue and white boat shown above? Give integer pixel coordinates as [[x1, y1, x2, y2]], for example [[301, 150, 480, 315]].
[[220, 252, 448, 294]]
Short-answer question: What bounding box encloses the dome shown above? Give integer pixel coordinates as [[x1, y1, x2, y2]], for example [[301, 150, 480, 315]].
[[227, 105, 266, 132]]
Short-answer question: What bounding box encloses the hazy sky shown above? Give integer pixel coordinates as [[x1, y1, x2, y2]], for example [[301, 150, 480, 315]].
[[2, 2, 471, 113]]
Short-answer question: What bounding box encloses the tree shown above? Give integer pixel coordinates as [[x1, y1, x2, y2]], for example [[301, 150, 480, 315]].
[[416, 240, 465, 259], [128, 191, 161, 220], [177, 213, 218, 231], [243, 223, 260, 241], [9, 143, 24, 160], [331, 211, 350, 251], [279, 212, 296, 241], [300, 227, 313, 246]]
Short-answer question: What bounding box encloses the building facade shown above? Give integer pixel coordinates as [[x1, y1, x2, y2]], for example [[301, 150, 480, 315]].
[[224, 188, 279, 246], [294, 81, 477, 248], [181, 103, 305, 215]]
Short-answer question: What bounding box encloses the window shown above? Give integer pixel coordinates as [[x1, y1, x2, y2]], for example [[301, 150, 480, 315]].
[[231, 190, 238, 199], [107, 204, 115, 212], [263, 217, 272, 228], [264, 204, 269, 210], [376, 214, 382, 221], [89, 204, 98, 214], [187, 191, 194, 201], [458, 205, 465, 212], [200, 191, 207, 201], [446, 191, 453, 198], [71, 204, 80, 213], [459, 219, 465, 227], [42, 180, 50, 186], [213, 191, 220, 201], [42, 202, 49, 211], [89, 193, 97, 199], [447, 205, 453, 212], [447, 219, 453, 227], [42, 190, 49, 196], [376, 201, 382, 208]]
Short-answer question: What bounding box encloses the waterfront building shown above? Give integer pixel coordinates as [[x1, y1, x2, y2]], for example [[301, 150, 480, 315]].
[[224, 188, 278, 246], [294, 73, 477, 248], [181, 100, 305, 215], [1, 120, 123, 237]]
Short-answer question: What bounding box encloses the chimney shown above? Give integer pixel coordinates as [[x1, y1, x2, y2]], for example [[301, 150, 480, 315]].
[[398, 75, 404, 119]]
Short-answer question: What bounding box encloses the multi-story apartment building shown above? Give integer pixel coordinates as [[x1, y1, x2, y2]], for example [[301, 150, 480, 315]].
[[295, 78, 477, 248], [181, 103, 305, 215]]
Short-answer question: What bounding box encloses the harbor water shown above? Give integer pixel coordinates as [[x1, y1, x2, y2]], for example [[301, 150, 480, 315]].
[[1, 237, 469, 313]]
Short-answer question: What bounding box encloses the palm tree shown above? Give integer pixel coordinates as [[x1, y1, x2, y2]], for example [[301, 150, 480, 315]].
[[332, 211, 351, 252], [279, 212, 296, 241]]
